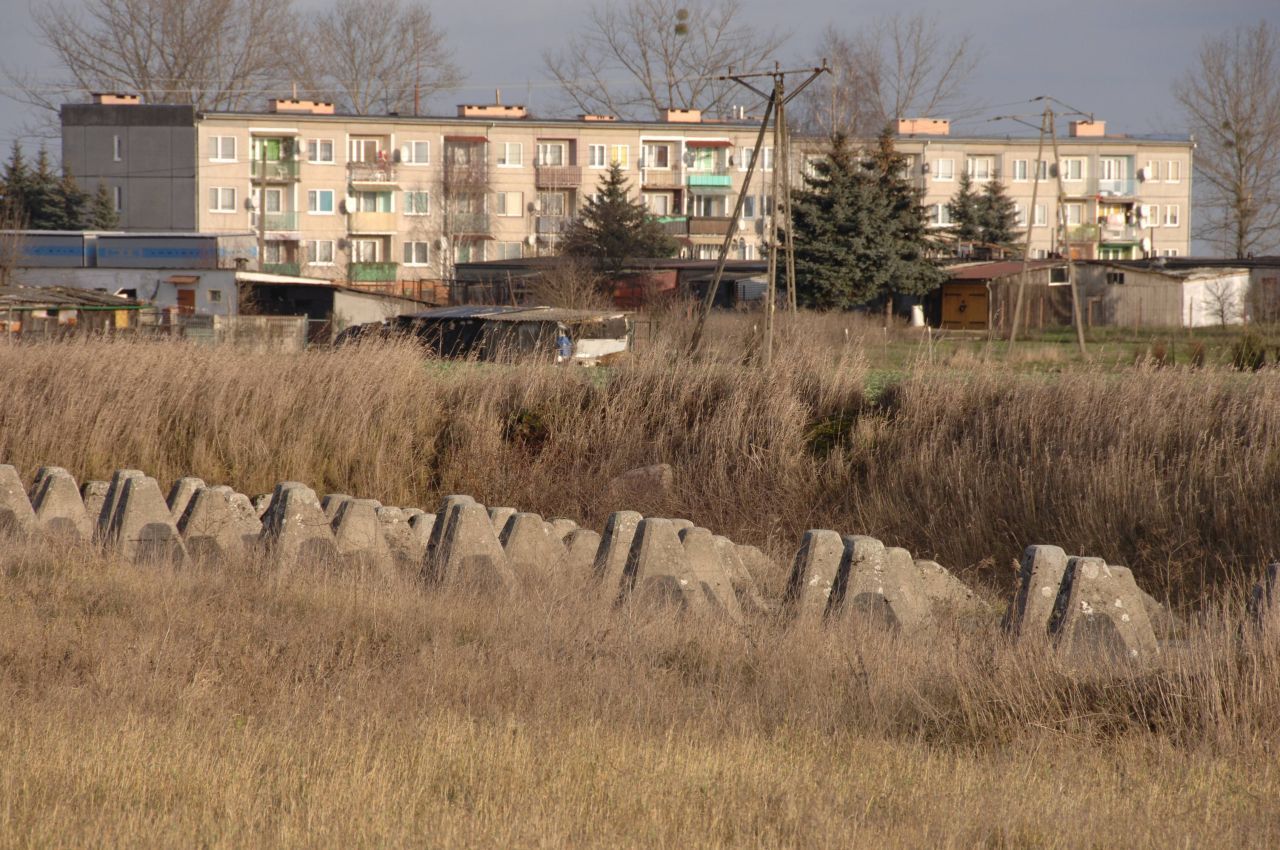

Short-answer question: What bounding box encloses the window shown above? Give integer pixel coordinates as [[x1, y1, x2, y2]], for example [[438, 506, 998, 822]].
[[1142, 160, 1159, 182], [692, 194, 723, 217], [743, 195, 757, 218], [497, 142, 522, 167], [495, 191, 523, 216], [112, 186, 123, 212], [537, 142, 566, 166], [643, 144, 670, 168], [263, 241, 284, 264], [1012, 159, 1028, 181], [306, 240, 335, 265], [1014, 203, 1027, 227], [1033, 204, 1047, 226], [761, 147, 774, 171], [1035, 160, 1050, 181], [934, 158, 954, 180], [349, 138, 381, 162], [404, 191, 430, 215], [1062, 158, 1084, 181], [1099, 158, 1125, 181], [209, 136, 237, 161], [355, 191, 392, 212], [251, 137, 289, 162], [113, 135, 122, 162], [351, 239, 380, 262], [306, 139, 334, 163], [209, 187, 236, 213], [403, 140, 430, 164], [538, 191, 566, 216], [1106, 271, 1126, 285], [1147, 204, 1160, 226], [1164, 205, 1180, 226], [207, 289, 223, 304], [609, 144, 630, 168], [643, 193, 670, 215], [403, 241, 431, 265], [931, 204, 953, 226], [588, 144, 607, 168], [493, 241, 523, 260], [1065, 203, 1084, 225], [454, 241, 483, 263], [1166, 160, 1181, 182], [1162, 249, 1179, 257], [967, 156, 995, 180], [307, 189, 335, 214]]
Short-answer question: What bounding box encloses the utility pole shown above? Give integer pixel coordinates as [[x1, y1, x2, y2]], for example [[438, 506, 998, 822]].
[[1005, 108, 1049, 347], [1046, 110, 1088, 356], [256, 140, 267, 272], [688, 61, 828, 362]]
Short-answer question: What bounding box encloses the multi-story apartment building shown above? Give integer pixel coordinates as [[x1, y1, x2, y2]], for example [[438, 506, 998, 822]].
[[61, 95, 1193, 294]]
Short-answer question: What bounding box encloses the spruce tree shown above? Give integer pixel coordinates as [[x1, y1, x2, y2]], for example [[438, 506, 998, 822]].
[[0, 141, 32, 224], [945, 171, 983, 242], [561, 163, 677, 272], [88, 182, 119, 229], [56, 165, 90, 231], [978, 180, 1020, 248], [868, 127, 944, 299], [27, 148, 63, 230]]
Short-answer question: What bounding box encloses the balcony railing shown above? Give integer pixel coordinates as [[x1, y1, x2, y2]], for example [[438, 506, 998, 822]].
[[1099, 224, 1145, 243], [641, 166, 683, 189], [535, 215, 571, 234], [1066, 223, 1099, 242], [250, 159, 300, 181], [347, 161, 398, 185], [535, 164, 582, 188], [687, 167, 732, 188], [255, 211, 298, 231], [263, 262, 300, 276], [1095, 178, 1138, 197], [348, 262, 398, 282], [348, 211, 397, 232], [447, 212, 490, 234], [658, 216, 734, 237]]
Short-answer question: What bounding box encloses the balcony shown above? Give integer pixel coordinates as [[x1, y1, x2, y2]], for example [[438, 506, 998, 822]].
[[535, 164, 582, 188], [1066, 223, 1099, 242], [687, 168, 732, 189], [658, 216, 734, 237], [255, 211, 298, 232], [250, 159, 300, 182], [263, 262, 301, 276], [348, 211, 397, 233], [535, 215, 571, 235], [1095, 177, 1137, 197], [641, 166, 683, 189], [347, 161, 398, 186], [448, 212, 490, 235], [348, 262, 398, 283], [1100, 224, 1145, 244]]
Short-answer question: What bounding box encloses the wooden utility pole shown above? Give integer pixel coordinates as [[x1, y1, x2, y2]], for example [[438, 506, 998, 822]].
[[687, 62, 828, 362], [1008, 108, 1049, 347], [256, 140, 267, 272], [1047, 111, 1087, 355]]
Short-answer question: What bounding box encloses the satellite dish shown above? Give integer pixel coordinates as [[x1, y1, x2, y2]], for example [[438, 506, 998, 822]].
[[437, 236, 448, 250], [525, 234, 537, 246]]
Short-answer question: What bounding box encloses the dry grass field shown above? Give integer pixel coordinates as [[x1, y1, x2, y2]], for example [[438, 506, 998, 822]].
[[4, 318, 1280, 845]]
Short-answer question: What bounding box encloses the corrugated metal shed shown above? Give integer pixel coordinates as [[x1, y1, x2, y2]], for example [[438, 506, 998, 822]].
[[0, 286, 142, 311]]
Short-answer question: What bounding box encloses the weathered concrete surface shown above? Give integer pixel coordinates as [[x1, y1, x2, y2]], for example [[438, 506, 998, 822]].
[[607, 463, 674, 505], [1005, 545, 1070, 638], [97, 469, 145, 538], [423, 495, 476, 579], [166, 477, 207, 522], [29, 466, 70, 503], [0, 465, 36, 538], [179, 485, 262, 560], [501, 512, 567, 582], [259, 482, 337, 564], [1109, 566, 1179, 641], [321, 493, 354, 522], [722, 541, 774, 617], [548, 518, 578, 541], [409, 512, 436, 553], [562, 529, 601, 582], [107, 475, 188, 565], [669, 518, 694, 534], [915, 559, 990, 619], [830, 538, 928, 630], [377, 507, 428, 565], [252, 493, 272, 519], [332, 499, 394, 576], [593, 510, 644, 600], [487, 507, 517, 535], [432, 501, 517, 592], [783, 529, 845, 621], [679, 527, 743, 621], [32, 469, 94, 541], [81, 481, 109, 529], [1051, 557, 1159, 660], [620, 518, 698, 608]]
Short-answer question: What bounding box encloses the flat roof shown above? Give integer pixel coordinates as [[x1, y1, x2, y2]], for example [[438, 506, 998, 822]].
[[402, 306, 628, 323], [947, 260, 1064, 281]]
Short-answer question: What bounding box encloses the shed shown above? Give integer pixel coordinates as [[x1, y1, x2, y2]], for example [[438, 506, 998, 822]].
[[928, 261, 1069, 331], [0, 285, 143, 338], [1075, 262, 1252, 327]]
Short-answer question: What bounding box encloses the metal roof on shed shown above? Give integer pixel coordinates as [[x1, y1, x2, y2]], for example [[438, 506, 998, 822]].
[[401, 306, 628, 323]]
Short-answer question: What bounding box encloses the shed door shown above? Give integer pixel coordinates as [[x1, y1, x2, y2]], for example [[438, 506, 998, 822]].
[[176, 288, 196, 315], [941, 284, 988, 330]]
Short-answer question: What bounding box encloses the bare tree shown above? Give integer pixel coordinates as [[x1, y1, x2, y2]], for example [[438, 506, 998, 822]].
[[543, 0, 787, 120], [302, 0, 460, 115], [796, 15, 979, 137], [1174, 21, 1280, 259], [1203, 279, 1242, 326], [529, 259, 613, 310], [11, 0, 299, 116]]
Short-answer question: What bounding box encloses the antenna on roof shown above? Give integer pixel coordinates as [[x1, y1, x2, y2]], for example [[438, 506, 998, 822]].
[[495, 88, 502, 105]]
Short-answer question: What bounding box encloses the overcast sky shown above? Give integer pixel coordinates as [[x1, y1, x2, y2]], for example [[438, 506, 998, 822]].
[[0, 0, 1276, 149]]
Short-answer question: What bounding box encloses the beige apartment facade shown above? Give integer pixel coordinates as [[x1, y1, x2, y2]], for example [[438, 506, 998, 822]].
[[63, 97, 1193, 294]]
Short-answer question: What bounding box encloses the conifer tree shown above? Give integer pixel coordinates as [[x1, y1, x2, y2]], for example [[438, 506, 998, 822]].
[[561, 163, 677, 272], [26, 148, 63, 230], [945, 171, 983, 242], [88, 182, 120, 229], [56, 165, 90, 231], [978, 180, 1020, 247], [0, 142, 32, 223], [868, 126, 943, 298]]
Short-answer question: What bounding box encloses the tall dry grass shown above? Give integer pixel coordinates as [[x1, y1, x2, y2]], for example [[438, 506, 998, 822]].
[[1, 540, 1279, 847], [1, 316, 1278, 600]]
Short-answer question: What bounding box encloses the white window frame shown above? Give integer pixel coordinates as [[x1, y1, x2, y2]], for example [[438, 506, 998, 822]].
[[761, 147, 774, 172], [739, 146, 754, 171], [1166, 160, 1182, 183], [495, 191, 523, 217], [209, 136, 237, 162], [349, 138, 382, 163], [609, 144, 630, 169], [934, 158, 954, 181], [931, 204, 953, 226], [306, 240, 335, 265], [1014, 203, 1027, 227], [1065, 202, 1084, 225], [1033, 204, 1047, 227], [1062, 158, 1085, 182], [642, 192, 670, 216], [967, 156, 994, 181], [588, 144, 606, 168], [403, 190, 430, 216], [642, 144, 670, 169], [112, 135, 122, 162], [493, 241, 523, 261], [402, 240, 431, 266], [536, 142, 566, 167], [497, 142, 523, 167], [1147, 204, 1160, 227], [1142, 160, 1159, 182], [112, 186, 123, 212], [306, 139, 335, 164], [351, 239, 381, 263], [307, 189, 335, 215], [402, 140, 430, 165], [207, 289, 224, 304], [1012, 159, 1028, 182], [208, 186, 236, 213], [1164, 204, 1180, 227]]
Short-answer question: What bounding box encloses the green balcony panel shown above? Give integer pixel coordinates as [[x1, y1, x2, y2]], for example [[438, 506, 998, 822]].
[[349, 262, 399, 282], [687, 173, 733, 188], [263, 262, 301, 276]]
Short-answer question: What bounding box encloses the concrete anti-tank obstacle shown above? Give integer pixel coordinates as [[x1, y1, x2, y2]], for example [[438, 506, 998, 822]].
[[331, 498, 394, 577], [722, 541, 775, 617], [96, 469, 145, 539], [679, 527, 744, 621], [501, 512, 567, 582], [914, 559, 990, 619], [593, 510, 644, 600], [487, 507, 517, 535], [1049, 557, 1159, 660], [619, 517, 700, 609], [31, 468, 94, 541], [28, 466, 70, 503], [828, 537, 928, 630], [106, 475, 188, 565], [783, 529, 846, 621], [423, 495, 476, 579], [1005, 545, 1070, 638], [408, 512, 435, 554], [561, 528, 601, 581], [0, 464, 36, 538], [321, 493, 353, 522], [178, 485, 262, 560], [259, 481, 337, 565], [81, 481, 109, 528], [548, 518, 578, 541], [166, 477, 206, 522], [430, 501, 517, 592], [252, 493, 272, 519], [377, 507, 428, 566]]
